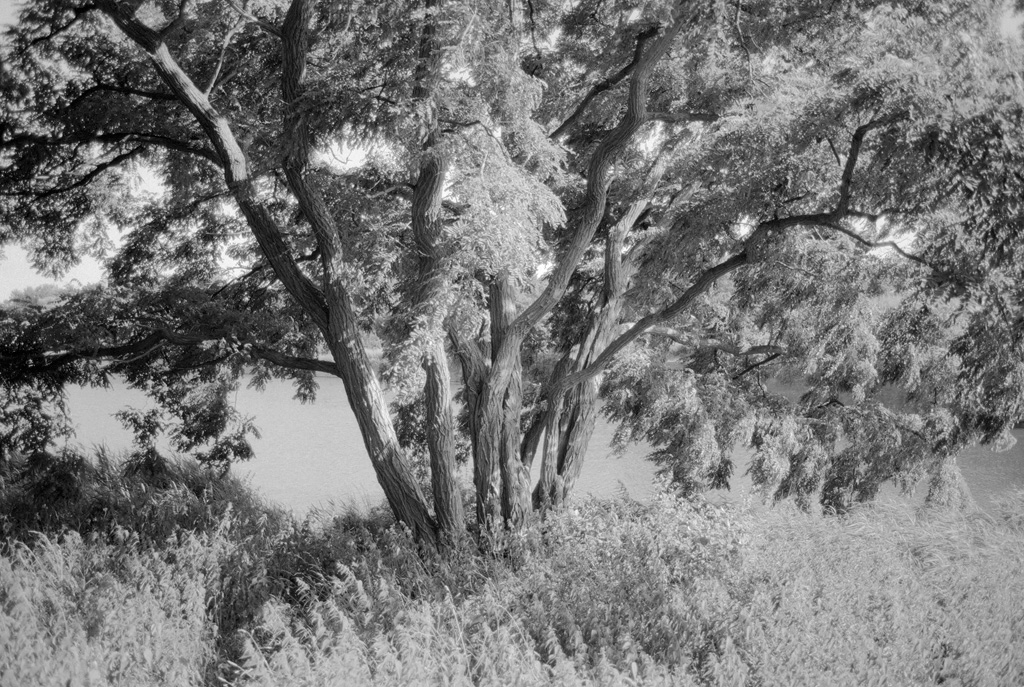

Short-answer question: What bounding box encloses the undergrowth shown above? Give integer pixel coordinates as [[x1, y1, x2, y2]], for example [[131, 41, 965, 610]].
[[1, 450, 1022, 686]]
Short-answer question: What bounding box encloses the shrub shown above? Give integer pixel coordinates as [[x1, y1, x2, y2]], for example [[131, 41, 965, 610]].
[[0, 448, 281, 544], [0, 530, 217, 686], [2, 454, 1023, 686]]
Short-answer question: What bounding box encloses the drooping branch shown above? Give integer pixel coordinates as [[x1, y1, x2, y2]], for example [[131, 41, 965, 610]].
[[539, 113, 925, 403], [823, 221, 930, 267], [248, 346, 338, 375], [648, 328, 785, 359], [0, 328, 214, 375], [758, 211, 929, 267], [60, 82, 178, 109]]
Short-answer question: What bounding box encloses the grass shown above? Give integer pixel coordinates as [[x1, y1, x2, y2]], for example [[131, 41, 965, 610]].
[[1, 449, 1022, 685]]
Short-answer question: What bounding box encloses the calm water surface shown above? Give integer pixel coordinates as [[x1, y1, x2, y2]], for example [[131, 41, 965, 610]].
[[63, 376, 1024, 515]]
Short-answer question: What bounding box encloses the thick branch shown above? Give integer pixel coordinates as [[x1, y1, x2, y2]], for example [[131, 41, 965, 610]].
[[250, 346, 338, 375], [158, 0, 190, 37], [2, 130, 220, 164], [549, 25, 659, 140], [96, 0, 330, 333], [556, 251, 749, 393], [514, 5, 688, 340], [837, 114, 905, 214], [277, 0, 440, 544], [448, 324, 488, 384], [477, 3, 691, 426], [0, 326, 337, 377]]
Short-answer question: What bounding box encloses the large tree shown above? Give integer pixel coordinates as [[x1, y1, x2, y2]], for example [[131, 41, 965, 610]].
[[1, 0, 1021, 545]]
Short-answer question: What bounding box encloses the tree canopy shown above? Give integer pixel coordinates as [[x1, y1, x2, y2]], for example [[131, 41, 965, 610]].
[[2, 0, 1023, 546]]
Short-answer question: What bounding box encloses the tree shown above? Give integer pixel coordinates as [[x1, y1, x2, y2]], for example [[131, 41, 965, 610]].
[[1, 0, 1021, 546]]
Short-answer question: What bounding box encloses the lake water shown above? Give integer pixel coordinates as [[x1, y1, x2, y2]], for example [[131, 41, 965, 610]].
[[61, 376, 1024, 516]]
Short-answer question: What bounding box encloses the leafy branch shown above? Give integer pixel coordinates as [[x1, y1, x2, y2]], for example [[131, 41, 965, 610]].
[[0, 326, 337, 377]]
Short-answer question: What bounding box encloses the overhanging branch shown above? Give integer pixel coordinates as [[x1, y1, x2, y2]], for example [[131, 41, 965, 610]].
[[0, 326, 338, 377], [3, 129, 219, 163]]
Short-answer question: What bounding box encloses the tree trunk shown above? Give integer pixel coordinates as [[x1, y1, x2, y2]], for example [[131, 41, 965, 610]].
[[423, 347, 465, 542], [490, 276, 531, 529], [450, 327, 501, 531], [473, 401, 503, 532], [325, 306, 439, 546], [408, 0, 466, 545], [474, 10, 686, 524], [533, 378, 601, 506], [99, 0, 440, 546], [532, 200, 647, 508], [412, 150, 466, 544]]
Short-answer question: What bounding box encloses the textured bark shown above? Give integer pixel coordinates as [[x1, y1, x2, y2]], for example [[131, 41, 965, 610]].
[[450, 325, 498, 529], [473, 404, 503, 531], [534, 392, 563, 510], [490, 276, 531, 529], [281, 0, 438, 546], [325, 318, 439, 545], [410, 0, 466, 543], [423, 350, 464, 539], [412, 149, 466, 542], [474, 7, 690, 507], [100, 0, 440, 547], [534, 200, 646, 506]]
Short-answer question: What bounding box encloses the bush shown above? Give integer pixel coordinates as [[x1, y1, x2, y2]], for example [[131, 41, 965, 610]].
[[0, 448, 280, 544], [0, 530, 217, 686], [2, 454, 1023, 686]]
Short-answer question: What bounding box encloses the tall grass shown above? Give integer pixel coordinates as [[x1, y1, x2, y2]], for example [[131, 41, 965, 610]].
[[1, 450, 1023, 685]]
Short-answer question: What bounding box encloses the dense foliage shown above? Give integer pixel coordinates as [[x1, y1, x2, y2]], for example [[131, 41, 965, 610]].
[[1, 453, 1022, 685], [2, 0, 1024, 543]]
